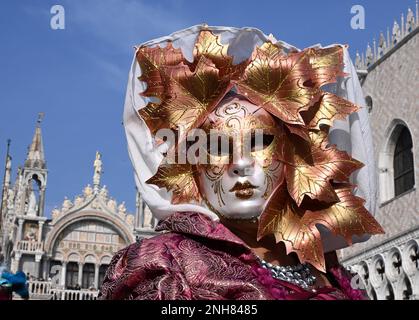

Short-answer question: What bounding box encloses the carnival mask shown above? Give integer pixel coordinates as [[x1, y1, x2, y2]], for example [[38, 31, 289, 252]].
[[196, 94, 283, 220]]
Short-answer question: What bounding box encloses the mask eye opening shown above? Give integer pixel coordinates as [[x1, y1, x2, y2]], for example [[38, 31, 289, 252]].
[[251, 133, 275, 152]]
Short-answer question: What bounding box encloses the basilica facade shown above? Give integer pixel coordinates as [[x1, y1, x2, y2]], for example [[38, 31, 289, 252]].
[[339, 3, 419, 300], [0, 120, 156, 300]]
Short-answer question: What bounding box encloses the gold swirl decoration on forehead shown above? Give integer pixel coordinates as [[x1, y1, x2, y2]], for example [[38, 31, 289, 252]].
[[137, 29, 384, 272]]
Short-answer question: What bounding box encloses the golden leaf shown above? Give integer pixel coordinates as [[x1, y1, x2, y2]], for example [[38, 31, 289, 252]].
[[284, 131, 363, 205], [307, 46, 346, 87], [284, 124, 310, 141], [146, 163, 201, 204], [308, 130, 329, 149], [235, 42, 321, 125], [139, 57, 234, 139], [137, 30, 244, 141], [258, 183, 384, 272], [258, 184, 326, 271], [193, 30, 248, 78], [285, 163, 339, 206], [307, 185, 385, 245], [302, 93, 360, 130], [136, 42, 184, 97]]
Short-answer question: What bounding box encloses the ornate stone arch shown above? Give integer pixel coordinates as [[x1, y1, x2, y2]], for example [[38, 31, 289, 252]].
[[369, 254, 387, 290], [378, 119, 415, 203], [357, 261, 370, 289], [100, 255, 112, 265], [402, 239, 419, 276], [24, 170, 46, 188], [83, 254, 97, 265], [385, 247, 404, 283], [44, 210, 135, 255], [66, 252, 81, 263], [402, 239, 419, 298]]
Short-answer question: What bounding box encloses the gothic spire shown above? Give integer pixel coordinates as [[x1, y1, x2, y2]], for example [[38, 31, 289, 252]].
[[25, 113, 46, 169], [0, 139, 12, 224]]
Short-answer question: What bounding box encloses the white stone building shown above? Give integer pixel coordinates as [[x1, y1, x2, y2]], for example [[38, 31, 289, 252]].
[[339, 3, 419, 300], [0, 117, 157, 299]]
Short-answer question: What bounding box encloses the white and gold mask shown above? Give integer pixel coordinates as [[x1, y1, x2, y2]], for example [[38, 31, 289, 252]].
[[196, 94, 283, 220]]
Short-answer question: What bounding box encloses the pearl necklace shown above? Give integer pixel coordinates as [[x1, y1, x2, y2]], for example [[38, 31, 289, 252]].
[[259, 259, 317, 290]]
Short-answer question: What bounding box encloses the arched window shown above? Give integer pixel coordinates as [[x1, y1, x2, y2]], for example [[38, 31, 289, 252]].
[[365, 96, 373, 113], [66, 262, 79, 289], [82, 263, 95, 289], [379, 122, 415, 203], [393, 127, 414, 196]]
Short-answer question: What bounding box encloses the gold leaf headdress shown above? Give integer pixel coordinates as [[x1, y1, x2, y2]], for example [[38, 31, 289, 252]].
[[137, 30, 384, 272]]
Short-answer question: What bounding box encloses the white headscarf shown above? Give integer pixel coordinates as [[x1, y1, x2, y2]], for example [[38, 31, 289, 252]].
[[123, 25, 376, 252]]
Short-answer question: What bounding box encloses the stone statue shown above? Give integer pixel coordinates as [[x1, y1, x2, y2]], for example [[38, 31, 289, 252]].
[[27, 190, 38, 216], [24, 224, 37, 242], [406, 8, 415, 33], [91, 198, 100, 209], [74, 195, 84, 206], [378, 32, 386, 56], [62, 197, 73, 212], [118, 202, 127, 215], [126, 214, 134, 226], [355, 51, 361, 69], [365, 44, 373, 66], [52, 207, 60, 220], [143, 207, 154, 228], [7, 188, 14, 209], [83, 184, 93, 197], [99, 185, 108, 199], [392, 21, 401, 44], [93, 151, 102, 186], [14, 168, 23, 210], [107, 198, 117, 212]]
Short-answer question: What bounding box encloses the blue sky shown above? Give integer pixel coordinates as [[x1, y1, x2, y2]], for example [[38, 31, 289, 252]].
[[0, 0, 415, 216]]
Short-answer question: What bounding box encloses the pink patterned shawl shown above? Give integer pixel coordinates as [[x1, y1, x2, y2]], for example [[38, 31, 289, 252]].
[[98, 212, 367, 300]]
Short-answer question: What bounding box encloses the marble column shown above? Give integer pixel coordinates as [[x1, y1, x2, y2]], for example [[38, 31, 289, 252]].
[[11, 253, 21, 273], [42, 259, 50, 280], [38, 187, 46, 216], [16, 218, 24, 243], [34, 255, 42, 279], [94, 264, 99, 290], [78, 262, 84, 287], [37, 221, 44, 244], [60, 262, 67, 288]]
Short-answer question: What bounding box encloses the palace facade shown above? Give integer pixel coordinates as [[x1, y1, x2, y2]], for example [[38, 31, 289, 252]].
[[339, 2, 419, 300]]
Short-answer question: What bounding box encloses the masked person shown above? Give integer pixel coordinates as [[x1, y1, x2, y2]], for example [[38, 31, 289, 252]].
[[98, 25, 384, 300], [0, 268, 29, 300]]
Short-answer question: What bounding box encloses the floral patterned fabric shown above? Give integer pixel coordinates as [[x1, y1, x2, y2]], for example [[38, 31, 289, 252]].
[[98, 212, 367, 300]]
